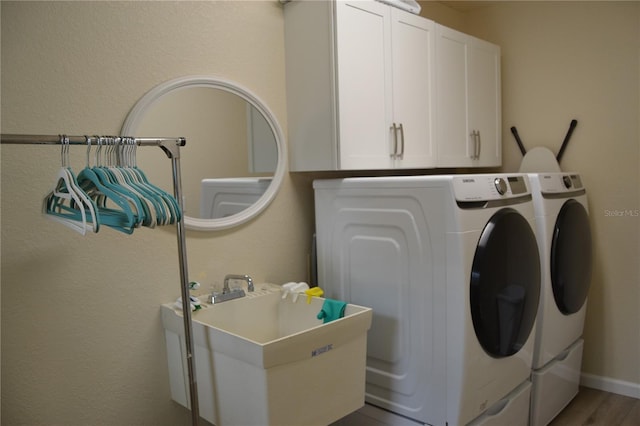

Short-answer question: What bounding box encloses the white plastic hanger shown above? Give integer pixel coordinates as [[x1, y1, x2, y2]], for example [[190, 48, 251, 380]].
[[42, 136, 97, 234]]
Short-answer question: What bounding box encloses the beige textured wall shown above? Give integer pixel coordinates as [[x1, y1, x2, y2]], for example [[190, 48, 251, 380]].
[[1, 1, 313, 425], [458, 1, 640, 393], [2, 1, 639, 425]]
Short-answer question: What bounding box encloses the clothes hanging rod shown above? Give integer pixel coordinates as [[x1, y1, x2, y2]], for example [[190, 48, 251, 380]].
[[1, 133, 186, 147], [1, 131, 199, 425]]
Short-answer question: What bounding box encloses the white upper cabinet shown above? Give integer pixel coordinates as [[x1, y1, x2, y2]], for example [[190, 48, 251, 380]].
[[284, 1, 500, 171], [435, 25, 502, 167], [285, 0, 436, 171]]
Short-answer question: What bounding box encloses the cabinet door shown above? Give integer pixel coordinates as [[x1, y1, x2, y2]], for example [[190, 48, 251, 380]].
[[436, 25, 501, 168], [391, 9, 436, 168], [468, 38, 501, 167], [335, 1, 393, 169], [436, 25, 471, 167]]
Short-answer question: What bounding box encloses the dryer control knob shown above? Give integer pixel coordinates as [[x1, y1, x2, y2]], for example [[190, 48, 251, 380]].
[[562, 175, 573, 189], [494, 177, 508, 195]]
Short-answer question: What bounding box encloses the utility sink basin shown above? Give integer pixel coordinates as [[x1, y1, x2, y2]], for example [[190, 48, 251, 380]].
[[161, 284, 372, 426]]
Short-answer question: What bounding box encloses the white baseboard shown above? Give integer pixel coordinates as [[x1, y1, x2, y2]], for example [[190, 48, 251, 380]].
[[580, 372, 640, 399]]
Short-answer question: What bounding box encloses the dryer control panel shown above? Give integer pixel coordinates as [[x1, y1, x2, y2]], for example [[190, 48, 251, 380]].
[[452, 175, 530, 202], [537, 173, 584, 194]]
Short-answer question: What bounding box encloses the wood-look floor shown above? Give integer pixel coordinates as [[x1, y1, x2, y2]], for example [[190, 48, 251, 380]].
[[549, 387, 639, 426], [332, 387, 639, 425]]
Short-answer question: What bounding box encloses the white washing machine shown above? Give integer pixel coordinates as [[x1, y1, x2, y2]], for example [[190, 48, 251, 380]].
[[200, 177, 271, 219], [527, 173, 592, 426], [314, 174, 541, 426]]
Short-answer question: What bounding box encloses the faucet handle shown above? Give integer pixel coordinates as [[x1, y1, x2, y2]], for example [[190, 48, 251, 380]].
[[246, 275, 254, 292]]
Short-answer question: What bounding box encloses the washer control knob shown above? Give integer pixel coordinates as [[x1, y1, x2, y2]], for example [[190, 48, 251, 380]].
[[562, 175, 573, 189], [494, 177, 508, 195]]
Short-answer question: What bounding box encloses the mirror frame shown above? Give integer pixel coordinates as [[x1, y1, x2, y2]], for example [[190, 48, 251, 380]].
[[121, 75, 287, 231]]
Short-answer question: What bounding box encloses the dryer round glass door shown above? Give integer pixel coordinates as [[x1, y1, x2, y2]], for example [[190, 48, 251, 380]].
[[551, 199, 592, 314], [470, 208, 541, 358]]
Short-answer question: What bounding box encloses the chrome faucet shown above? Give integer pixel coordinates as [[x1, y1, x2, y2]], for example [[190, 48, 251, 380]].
[[223, 274, 254, 293], [210, 274, 254, 304]]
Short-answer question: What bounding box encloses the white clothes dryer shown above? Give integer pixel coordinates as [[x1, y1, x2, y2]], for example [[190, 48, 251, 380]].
[[527, 173, 592, 426], [199, 177, 271, 219], [314, 174, 541, 426]]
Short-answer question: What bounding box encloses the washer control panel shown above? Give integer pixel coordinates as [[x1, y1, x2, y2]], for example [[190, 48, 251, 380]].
[[537, 173, 584, 194], [452, 174, 530, 202]]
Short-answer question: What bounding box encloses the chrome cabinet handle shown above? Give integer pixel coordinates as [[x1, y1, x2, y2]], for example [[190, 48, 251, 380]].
[[390, 123, 406, 159], [390, 123, 398, 158], [469, 130, 476, 159], [398, 123, 405, 159], [470, 130, 481, 159]]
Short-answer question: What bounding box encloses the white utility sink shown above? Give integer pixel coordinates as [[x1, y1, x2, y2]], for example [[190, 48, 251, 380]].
[[161, 284, 372, 426]]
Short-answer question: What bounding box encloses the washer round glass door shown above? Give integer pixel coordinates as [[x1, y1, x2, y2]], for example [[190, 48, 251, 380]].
[[551, 199, 592, 314], [470, 208, 541, 358]]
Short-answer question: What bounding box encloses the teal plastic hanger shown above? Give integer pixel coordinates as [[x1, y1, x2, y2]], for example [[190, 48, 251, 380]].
[[108, 159, 163, 227], [105, 137, 168, 227], [79, 137, 151, 234], [122, 137, 182, 224], [77, 165, 137, 234]]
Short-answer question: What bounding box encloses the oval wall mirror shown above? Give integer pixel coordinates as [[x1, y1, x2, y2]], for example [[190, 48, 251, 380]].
[[121, 76, 287, 231]]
